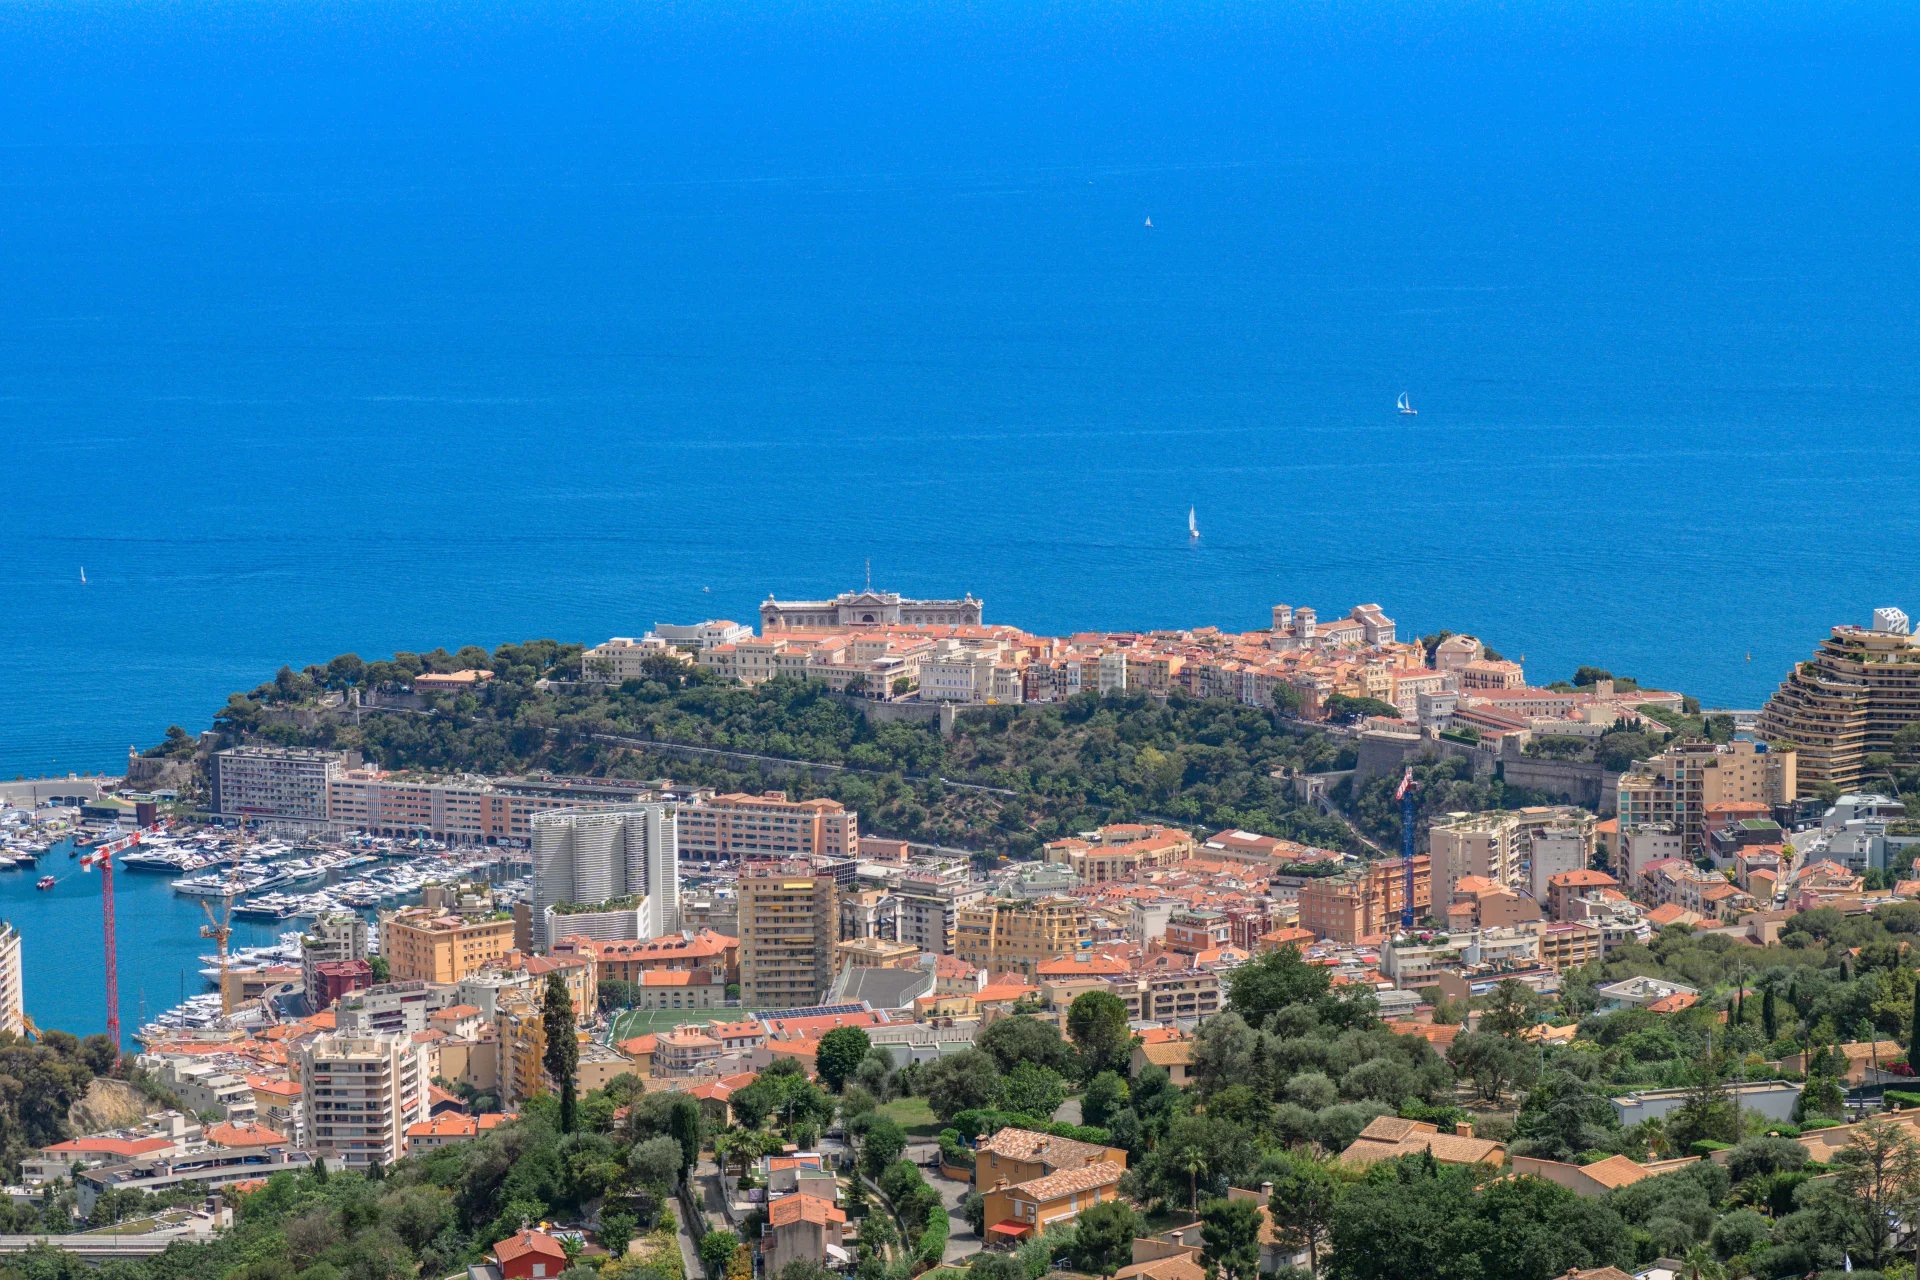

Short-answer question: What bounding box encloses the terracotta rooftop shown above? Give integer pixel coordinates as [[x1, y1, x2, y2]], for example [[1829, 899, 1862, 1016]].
[[1013, 1161, 1125, 1201]]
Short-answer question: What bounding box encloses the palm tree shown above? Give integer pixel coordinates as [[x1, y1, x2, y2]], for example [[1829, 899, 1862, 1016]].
[[560, 1235, 585, 1269], [712, 1129, 738, 1179], [1178, 1144, 1209, 1214]]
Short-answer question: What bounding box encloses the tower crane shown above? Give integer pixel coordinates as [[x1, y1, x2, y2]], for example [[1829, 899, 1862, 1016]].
[[79, 820, 170, 1046], [1396, 767, 1420, 930]]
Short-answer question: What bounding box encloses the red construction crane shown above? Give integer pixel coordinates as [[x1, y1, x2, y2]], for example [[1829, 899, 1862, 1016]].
[[79, 820, 170, 1046]]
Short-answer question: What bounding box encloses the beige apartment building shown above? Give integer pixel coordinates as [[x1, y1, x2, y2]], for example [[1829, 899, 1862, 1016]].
[[299, 1032, 429, 1169], [0, 923, 21, 1038], [1616, 740, 1797, 857], [676, 792, 858, 864], [954, 896, 1092, 978], [1428, 806, 1596, 901], [378, 908, 517, 984], [211, 746, 344, 822], [326, 770, 609, 844], [1760, 610, 1920, 790], [739, 864, 839, 1008]]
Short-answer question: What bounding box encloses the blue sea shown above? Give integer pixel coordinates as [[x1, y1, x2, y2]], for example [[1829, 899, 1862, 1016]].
[[5, 0, 1920, 789]]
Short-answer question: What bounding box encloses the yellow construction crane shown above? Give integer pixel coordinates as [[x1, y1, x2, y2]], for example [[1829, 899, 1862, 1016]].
[[200, 820, 248, 1018], [200, 894, 237, 1018]]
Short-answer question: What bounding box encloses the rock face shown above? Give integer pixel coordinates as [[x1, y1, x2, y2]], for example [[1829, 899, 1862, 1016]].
[[69, 1077, 152, 1134]]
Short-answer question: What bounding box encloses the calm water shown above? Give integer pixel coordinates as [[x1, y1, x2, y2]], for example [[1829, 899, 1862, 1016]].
[[4, 0, 1920, 786], [5, 838, 293, 1041]]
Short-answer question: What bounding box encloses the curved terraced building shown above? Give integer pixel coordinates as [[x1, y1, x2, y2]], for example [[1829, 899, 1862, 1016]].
[[1759, 607, 1920, 791]]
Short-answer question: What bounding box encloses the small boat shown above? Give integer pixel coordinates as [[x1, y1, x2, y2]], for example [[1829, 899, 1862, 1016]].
[[1397, 392, 1418, 416], [79, 566, 87, 586], [1188, 506, 1199, 539], [36, 876, 54, 891], [1144, 216, 1153, 228]]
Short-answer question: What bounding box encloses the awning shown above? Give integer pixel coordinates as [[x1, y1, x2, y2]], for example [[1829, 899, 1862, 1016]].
[[987, 1221, 1034, 1240]]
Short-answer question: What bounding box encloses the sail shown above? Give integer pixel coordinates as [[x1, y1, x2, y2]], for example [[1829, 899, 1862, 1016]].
[[1187, 506, 1198, 535]]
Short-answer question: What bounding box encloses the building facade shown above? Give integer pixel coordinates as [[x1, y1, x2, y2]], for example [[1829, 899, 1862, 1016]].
[[739, 863, 839, 1008], [1298, 856, 1432, 943], [1427, 807, 1596, 901], [954, 896, 1093, 978], [0, 922, 21, 1037], [675, 792, 858, 864], [299, 1032, 429, 1169], [529, 805, 679, 949], [379, 908, 517, 984], [1616, 740, 1798, 857], [1759, 609, 1920, 790], [211, 746, 344, 822], [760, 588, 983, 631]]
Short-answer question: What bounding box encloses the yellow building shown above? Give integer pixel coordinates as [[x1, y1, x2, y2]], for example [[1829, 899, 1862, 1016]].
[[379, 908, 517, 984], [954, 896, 1091, 978], [740, 864, 839, 1008], [1616, 740, 1797, 857]]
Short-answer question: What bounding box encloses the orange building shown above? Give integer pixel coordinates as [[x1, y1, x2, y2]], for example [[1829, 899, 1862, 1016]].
[[974, 1127, 1128, 1243], [1297, 856, 1431, 943]]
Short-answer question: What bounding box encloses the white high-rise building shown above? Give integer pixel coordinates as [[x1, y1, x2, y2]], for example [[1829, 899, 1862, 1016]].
[[0, 922, 21, 1037], [299, 1031, 428, 1168], [530, 805, 679, 949]]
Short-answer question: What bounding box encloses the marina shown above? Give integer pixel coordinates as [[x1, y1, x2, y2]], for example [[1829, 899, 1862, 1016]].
[[0, 799, 531, 1043]]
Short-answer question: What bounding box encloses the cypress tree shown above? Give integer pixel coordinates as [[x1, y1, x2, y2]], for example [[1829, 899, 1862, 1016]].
[[543, 971, 580, 1133], [1909, 982, 1920, 1067], [1762, 986, 1778, 1043]]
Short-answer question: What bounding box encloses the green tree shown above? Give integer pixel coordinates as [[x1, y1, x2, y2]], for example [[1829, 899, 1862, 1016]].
[[543, 973, 580, 1133], [977, 1017, 1077, 1077], [1067, 991, 1136, 1078], [1449, 1032, 1538, 1103], [1200, 1197, 1263, 1280], [816, 1027, 872, 1093], [859, 1117, 907, 1179], [1226, 947, 1332, 1030], [1072, 1200, 1141, 1278], [1479, 979, 1537, 1038], [1081, 1071, 1131, 1129], [598, 1211, 636, 1260], [1832, 1117, 1920, 1269], [1762, 984, 1779, 1043], [700, 1230, 741, 1280], [1266, 1152, 1345, 1276], [922, 1048, 1003, 1122], [1001, 1063, 1067, 1119]]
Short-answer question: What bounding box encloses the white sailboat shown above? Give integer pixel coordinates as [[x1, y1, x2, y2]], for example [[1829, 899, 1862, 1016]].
[[1397, 392, 1418, 416], [1188, 506, 1199, 539], [1144, 216, 1153, 228], [79, 566, 87, 586]]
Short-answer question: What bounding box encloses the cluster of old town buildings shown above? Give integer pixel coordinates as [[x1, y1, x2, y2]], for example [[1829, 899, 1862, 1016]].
[[38, 595, 1920, 1264]]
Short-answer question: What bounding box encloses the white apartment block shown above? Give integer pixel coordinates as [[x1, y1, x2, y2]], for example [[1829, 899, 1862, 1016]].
[[212, 746, 344, 821], [299, 1032, 429, 1169], [530, 805, 679, 949]]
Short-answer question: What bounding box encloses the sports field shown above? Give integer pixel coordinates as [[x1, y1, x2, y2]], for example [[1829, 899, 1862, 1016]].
[[607, 1006, 753, 1041]]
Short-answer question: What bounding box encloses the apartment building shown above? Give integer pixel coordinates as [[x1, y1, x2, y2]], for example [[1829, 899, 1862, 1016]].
[[1617, 740, 1798, 857], [325, 770, 614, 844], [896, 863, 984, 954], [954, 896, 1092, 978], [740, 864, 839, 1008], [549, 929, 739, 984], [302, 913, 368, 1003], [1298, 856, 1432, 944], [299, 1032, 429, 1169], [1427, 807, 1596, 901], [0, 922, 21, 1037], [1042, 824, 1195, 883], [675, 792, 857, 865], [529, 805, 679, 949], [211, 746, 344, 821], [379, 908, 517, 984], [1759, 608, 1920, 790]]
